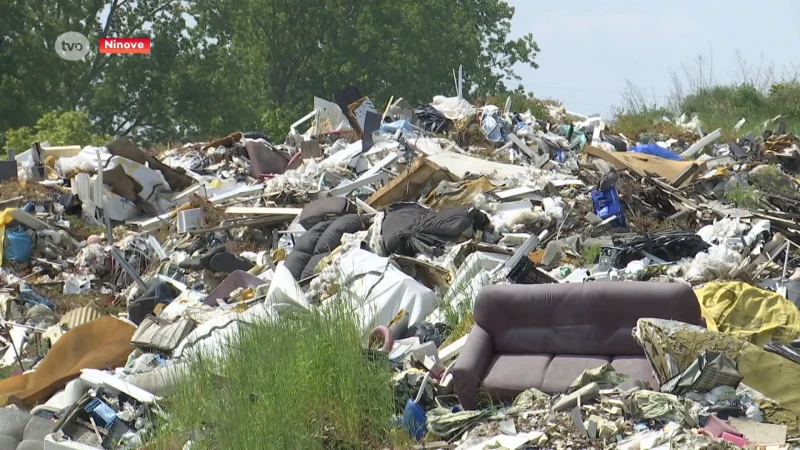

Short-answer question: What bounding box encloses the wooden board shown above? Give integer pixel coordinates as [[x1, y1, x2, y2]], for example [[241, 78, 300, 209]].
[[366, 156, 459, 208]]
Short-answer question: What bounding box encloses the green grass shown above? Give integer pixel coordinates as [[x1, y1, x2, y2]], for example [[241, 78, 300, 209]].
[[724, 185, 764, 209], [146, 308, 410, 450], [612, 80, 800, 143]]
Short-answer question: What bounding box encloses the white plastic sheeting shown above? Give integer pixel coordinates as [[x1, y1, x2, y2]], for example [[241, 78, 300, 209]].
[[173, 302, 271, 360], [327, 249, 438, 333], [431, 95, 476, 121], [54, 145, 112, 175], [684, 245, 743, 282]]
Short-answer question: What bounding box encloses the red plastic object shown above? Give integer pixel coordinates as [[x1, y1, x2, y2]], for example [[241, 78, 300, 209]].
[[703, 415, 742, 438], [721, 432, 746, 447]]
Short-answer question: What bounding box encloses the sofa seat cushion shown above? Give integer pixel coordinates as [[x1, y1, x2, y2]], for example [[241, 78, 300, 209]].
[[483, 354, 550, 401], [482, 354, 657, 401]]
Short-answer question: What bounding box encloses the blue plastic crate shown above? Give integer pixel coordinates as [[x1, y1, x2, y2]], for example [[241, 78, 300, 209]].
[[84, 398, 118, 429], [591, 186, 626, 227]]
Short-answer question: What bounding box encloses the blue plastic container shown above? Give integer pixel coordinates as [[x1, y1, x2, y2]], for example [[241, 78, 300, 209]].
[[591, 187, 626, 227], [4, 228, 32, 263]]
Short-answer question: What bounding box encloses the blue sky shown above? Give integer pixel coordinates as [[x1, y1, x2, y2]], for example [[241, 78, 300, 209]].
[[506, 0, 800, 117]]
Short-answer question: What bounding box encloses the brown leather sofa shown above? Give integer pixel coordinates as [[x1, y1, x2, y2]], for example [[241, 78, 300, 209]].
[[453, 282, 703, 410]]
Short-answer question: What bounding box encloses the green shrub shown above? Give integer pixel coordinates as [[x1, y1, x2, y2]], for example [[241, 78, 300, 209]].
[[725, 185, 763, 210], [3, 110, 111, 156]]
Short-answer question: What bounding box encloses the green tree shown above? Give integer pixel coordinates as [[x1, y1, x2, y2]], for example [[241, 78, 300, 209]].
[[1, 0, 538, 146], [187, 0, 540, 130], [0, 0, 194, 147]]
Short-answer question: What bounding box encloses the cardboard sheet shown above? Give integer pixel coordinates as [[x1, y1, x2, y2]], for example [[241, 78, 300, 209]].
[[584, 146, 704, 185]]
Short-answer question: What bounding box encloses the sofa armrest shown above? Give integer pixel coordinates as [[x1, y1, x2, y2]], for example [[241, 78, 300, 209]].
[[452, 325, 495, 410]]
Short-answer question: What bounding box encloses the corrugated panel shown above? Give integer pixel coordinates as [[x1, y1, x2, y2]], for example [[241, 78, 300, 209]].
[[59, 304, 102, 329]]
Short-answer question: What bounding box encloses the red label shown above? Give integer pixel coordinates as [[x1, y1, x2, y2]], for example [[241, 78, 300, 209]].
[[98, 38, 151, 54]]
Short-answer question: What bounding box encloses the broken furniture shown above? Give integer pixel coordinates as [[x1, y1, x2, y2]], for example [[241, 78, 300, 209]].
[[452, 282, 703, 410]]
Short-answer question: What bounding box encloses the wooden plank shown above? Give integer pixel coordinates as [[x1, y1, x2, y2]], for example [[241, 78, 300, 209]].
[[670, 163, 699, 187]]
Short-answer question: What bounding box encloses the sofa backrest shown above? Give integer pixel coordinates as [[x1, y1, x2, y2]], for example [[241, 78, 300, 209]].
[[473, 282, 702, 356]]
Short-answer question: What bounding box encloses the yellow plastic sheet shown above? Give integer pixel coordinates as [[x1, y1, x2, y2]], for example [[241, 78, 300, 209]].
[[695, 281, 800, 346], [0, 208, 17, 267], [635, 318, 800, 436]]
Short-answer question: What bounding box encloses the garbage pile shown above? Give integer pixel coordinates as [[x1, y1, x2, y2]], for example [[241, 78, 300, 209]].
[[1, 83, 800, 449]]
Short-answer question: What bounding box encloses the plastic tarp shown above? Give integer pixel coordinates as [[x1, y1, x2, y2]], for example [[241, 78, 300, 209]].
[[54, 145, 112, 175], [430, 96, 476, 121], [173, 302, 271, 360], [330, 249, 438, 333], [634, 318, 800, 436], [442, 251, 507, 312], [628, 143, 683, 161], [480, 105, 506, 143], [694, 282, 800, 346], [174, 266, 309, 360]]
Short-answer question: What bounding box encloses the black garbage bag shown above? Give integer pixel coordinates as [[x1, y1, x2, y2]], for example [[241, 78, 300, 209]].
[[601, 132, 627, 152], [415, 104, 449, 133]]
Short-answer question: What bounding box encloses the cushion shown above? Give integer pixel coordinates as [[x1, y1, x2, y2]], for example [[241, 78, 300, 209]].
[[482, 354, 657, 399], [0, 408, 56, 450]]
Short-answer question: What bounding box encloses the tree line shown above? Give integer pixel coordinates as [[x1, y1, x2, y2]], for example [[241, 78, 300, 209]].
[[0, 0, 539, 152]]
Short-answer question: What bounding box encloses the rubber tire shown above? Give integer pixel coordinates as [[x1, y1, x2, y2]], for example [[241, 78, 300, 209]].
[[370, 325, 394, 352]]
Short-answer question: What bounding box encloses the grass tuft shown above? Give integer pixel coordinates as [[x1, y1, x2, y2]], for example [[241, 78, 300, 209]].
[[146, 308, 408, 450]]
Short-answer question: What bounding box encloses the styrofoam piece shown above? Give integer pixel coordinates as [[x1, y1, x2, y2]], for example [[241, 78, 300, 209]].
[[80, 368, 160, 404], [177, 208, 204, 233]]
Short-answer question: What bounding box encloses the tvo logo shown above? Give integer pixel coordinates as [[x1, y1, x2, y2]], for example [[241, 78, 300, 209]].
[[55, 32, 90, 61]]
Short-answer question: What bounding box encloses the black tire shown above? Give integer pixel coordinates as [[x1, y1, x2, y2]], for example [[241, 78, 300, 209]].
[[242, 131, 270, 141]]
